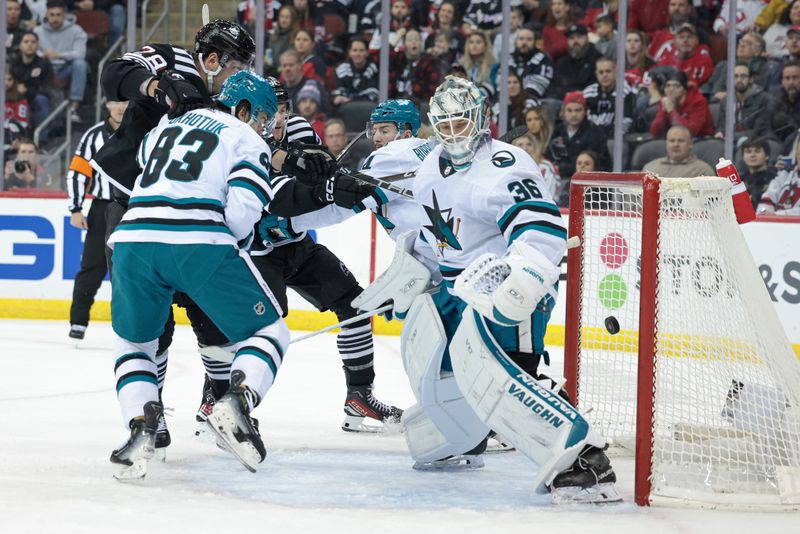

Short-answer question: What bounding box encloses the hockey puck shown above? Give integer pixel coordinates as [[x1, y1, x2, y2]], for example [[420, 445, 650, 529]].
[[604, 316, 620, 335]]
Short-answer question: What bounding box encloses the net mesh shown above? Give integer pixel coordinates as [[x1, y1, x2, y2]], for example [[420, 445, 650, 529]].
[[573, 176, 800, 507]]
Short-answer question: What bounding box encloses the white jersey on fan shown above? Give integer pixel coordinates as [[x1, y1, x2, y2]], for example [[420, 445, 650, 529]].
[[109, 108, 272, 248], [414, 137, 567, 291]]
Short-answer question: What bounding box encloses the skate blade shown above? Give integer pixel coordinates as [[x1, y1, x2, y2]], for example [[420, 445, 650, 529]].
[[486, 436, 515, 454], [207, 406, 262, 473], [155, 448, 167, 462], [113, 458, 148, 481], [551, 483, 623, 505], [341, 415, 403, 434], [193, 421, 219, 444], [413, 455, 485, 471], [194, 420, 235, 454]]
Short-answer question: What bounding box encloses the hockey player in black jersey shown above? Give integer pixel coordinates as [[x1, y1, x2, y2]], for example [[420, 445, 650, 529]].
[[192, 78, 403, 434]]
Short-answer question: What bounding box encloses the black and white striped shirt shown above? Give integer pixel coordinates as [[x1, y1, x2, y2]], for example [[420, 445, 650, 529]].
[[67, 120, 115, 213], [252, 115, 323, 254], [269, 114, 323, 193]]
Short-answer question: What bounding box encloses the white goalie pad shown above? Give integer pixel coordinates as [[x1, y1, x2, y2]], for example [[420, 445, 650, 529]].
[[400, 293, 490, 463], [352, 230, 431, 316], [450, 308, 590, 493]]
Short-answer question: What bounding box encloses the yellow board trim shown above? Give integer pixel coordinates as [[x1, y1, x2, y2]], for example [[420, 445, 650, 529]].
[[2, 299, 798, 357]]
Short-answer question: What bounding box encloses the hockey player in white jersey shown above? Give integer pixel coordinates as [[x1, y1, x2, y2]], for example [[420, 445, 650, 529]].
[[290, 99, 435, 271], [108, 71, 288, 479], [353, 76, 620, 504]]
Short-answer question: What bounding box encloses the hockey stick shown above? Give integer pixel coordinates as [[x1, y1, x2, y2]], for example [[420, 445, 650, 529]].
[[199, 303, 393, 362], [202, 4, 210, 25], [336, 130, 367, 163], [343, 170, 415, 199]]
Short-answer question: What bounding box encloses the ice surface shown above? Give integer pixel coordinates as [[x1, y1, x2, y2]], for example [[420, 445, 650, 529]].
[[0, 320, 796, 533]]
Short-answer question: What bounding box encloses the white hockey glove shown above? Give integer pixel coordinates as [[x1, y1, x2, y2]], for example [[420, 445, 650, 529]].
[[351, 230, 432, 320], [455, 241, 559, 325]]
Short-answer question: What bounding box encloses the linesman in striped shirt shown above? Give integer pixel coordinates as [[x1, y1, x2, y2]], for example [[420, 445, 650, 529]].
[[67, 100, 127, 341]]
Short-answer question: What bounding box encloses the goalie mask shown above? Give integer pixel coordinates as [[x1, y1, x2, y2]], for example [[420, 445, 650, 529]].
[[216, 71, 278, 135], [428, 76, 488, 169]]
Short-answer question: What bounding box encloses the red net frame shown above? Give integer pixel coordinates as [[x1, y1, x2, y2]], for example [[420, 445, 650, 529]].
[[564, 172, 659, 507]]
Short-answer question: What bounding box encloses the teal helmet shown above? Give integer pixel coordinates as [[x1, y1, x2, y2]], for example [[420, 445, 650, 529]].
[[215, 71, 278, 134], [367, 99, 421, 139]]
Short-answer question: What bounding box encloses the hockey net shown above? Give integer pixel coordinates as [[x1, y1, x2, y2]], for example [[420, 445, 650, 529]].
[[564, 173, 800, 508]]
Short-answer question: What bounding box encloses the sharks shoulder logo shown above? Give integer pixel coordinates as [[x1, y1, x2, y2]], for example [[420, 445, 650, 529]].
[[422, 190, 462, 253], [492, 151, 516, 168], [439, 156, 458, 178]]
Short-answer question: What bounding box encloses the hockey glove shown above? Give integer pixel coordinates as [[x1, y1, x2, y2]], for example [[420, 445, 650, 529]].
[[282, 143, 336, 184], [310, 171, 376, 208], [330, 172, 376, 208], [257, 213, 295, 245], [352, 230, 431, 319], [154, 70, 209, 119], [455, 242, 559, 325]]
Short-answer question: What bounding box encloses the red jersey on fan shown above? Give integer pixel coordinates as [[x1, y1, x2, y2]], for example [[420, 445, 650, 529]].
[[648, 27, 675, 61], [650, 87, 715, 138], [657, 44, 713, 88], [626, 64, 654, 91], [4, 98, 29, 129], [627, 0, 670, 35]]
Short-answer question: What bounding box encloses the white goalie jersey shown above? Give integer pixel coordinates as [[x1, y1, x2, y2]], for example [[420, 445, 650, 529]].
[[413, 138, 567, 291], [109, 108, 273, 248]]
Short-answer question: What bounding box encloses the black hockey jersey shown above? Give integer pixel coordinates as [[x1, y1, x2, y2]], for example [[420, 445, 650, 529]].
[[92, 44, 209, 203], [508, 48, 554, 100], [252, 114, 323, 254]]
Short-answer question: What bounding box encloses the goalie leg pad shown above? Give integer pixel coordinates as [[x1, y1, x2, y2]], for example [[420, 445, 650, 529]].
[[400, 293, 490, 464], [450, 308, 590, 492], [351, 230, 431, 317]]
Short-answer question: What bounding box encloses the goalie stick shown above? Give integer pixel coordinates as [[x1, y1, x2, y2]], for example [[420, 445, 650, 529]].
[[199, 304, 394, 362]]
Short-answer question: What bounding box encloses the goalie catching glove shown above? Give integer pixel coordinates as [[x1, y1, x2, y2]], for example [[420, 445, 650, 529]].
[[154, 70, 209, 119], [454, 241, 559, 325], [351, 230, 431, 320]]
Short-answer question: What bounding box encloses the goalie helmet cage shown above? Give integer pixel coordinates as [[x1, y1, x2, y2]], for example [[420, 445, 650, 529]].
[[563, 172, 800, 509]]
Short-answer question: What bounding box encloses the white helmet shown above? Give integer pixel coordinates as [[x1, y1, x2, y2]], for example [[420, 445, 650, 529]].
[[428, 76, 488, 169]]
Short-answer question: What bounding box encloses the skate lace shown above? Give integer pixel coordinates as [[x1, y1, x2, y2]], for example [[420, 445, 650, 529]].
[[367, 389, 394, 415]]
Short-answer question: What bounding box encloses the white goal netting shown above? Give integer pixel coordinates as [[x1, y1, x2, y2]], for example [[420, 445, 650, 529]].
[[570, 176, 800, 508]]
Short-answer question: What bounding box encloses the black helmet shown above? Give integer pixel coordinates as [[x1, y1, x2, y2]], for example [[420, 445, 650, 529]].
[[195, 20, 255, 67], [266, 76, 291, 108]]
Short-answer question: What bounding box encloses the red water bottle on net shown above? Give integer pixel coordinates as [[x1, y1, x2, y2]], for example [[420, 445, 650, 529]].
[[716, 157, 756, 224]]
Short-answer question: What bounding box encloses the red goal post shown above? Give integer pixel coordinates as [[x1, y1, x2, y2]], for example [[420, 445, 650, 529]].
[[563, 172, 800, 509]]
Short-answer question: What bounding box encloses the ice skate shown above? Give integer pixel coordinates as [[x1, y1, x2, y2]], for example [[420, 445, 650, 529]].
[[342, 384, 403, 433], [413, 437, 487, 471], [68, 324, 86, 344], [110, 401, 163, 481], [549, 445, 622, 504], [206, 371, 266, 472], [486, 430, 515, 454], [154, 411, 171, 461], [194, 374, 221, 444]]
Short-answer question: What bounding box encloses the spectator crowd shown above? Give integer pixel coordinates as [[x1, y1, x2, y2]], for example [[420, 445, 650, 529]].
[[4, 0, 800, 214]]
